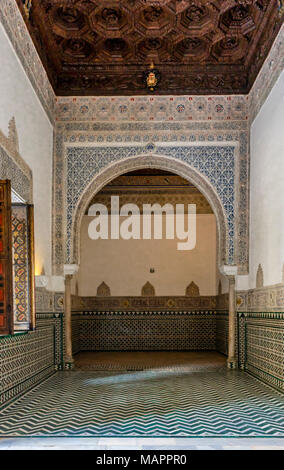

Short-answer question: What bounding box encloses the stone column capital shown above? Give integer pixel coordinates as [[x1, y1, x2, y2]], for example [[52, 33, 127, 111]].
[[63, 264, 79, 277], [220, 265, 238, 279]]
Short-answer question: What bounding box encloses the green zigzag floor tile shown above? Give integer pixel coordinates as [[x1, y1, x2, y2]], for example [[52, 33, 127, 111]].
[[0, 370, 283, 437]]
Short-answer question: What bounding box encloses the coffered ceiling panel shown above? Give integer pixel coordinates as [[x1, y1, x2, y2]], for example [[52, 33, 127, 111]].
[[17, 0, 283, 95]]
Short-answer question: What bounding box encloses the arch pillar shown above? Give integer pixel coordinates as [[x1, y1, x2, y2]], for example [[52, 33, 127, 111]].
[[64, 264, 79, 369], [220, 265, 238, 369]]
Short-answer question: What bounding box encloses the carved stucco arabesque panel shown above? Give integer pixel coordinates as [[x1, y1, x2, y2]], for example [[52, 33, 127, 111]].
[[53, 97, 249, 276], [68, 149, 233, 271]]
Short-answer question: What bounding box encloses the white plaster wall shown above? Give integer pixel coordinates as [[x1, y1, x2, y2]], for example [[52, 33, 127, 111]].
[[0, 24, 53, 276], [78, 214, 217, 296], [250, 68, 284, 288]]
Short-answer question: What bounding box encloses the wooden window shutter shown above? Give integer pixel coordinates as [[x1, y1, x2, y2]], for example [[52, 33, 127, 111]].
[[0, 180, 13, 335]]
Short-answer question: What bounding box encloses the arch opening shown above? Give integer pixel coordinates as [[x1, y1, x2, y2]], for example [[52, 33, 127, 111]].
[[70, 158, 230, 368], [70, 154, 229, 271]]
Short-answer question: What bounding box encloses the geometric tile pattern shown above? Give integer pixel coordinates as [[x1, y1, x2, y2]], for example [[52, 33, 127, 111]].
[[0, 370, 283, 437], [0, 313, 64, 407], [237, 313, 284, 393], [66, 144, 235, 263], [0, 327, 54, 407], [216, 315, 229, 356], [72, 312, 217, 351]]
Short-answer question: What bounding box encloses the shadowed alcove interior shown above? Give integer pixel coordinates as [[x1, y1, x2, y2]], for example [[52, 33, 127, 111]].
[[70, 168, 228, 363], [77, 168, 217, 297]]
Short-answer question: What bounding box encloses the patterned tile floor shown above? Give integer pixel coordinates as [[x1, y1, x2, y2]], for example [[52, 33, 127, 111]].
[[0, 368, 283, 438]]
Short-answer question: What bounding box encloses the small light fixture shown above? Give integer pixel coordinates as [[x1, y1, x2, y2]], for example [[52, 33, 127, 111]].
[[145, 62, 161, 92]]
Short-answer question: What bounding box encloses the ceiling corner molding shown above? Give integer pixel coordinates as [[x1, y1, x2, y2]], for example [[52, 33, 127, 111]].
[[249, 23, 284, 124], [0, 0, 56, 125]]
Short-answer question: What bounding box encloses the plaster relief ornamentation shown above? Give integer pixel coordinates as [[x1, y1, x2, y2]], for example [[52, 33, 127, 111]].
[[249, 23, 284, 123], [71, 296, 218, 313], [0, 123, 32, 203], [142, 282, 155, 297], [53, 126, 249, 275], [66, 147, 235, 266], [87, 171, 214, 214], [0, 0, 55, 123], [186, 281, 200, 297], [96, 282, 111, 297], [237, 283, 284, 312], [56, 95, 248, 122], [54, 92, 250, 277]]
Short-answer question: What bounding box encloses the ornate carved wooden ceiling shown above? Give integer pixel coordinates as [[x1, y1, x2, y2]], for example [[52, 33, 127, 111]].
[[17, 0, 283, 95]]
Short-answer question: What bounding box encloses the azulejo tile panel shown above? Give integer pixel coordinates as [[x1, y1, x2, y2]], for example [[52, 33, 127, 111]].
[[238, 312, 284, 393], [0, 312, 64, 407], [72, 311, 218, 352], [216, 315, 228, 356]]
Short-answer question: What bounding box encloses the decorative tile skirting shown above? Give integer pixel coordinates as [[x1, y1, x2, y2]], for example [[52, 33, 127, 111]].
[[216, 315, 228, 356], [72, 311, 221, 352], [0, 312, 64, 407], [238, 312, 284, 393]]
